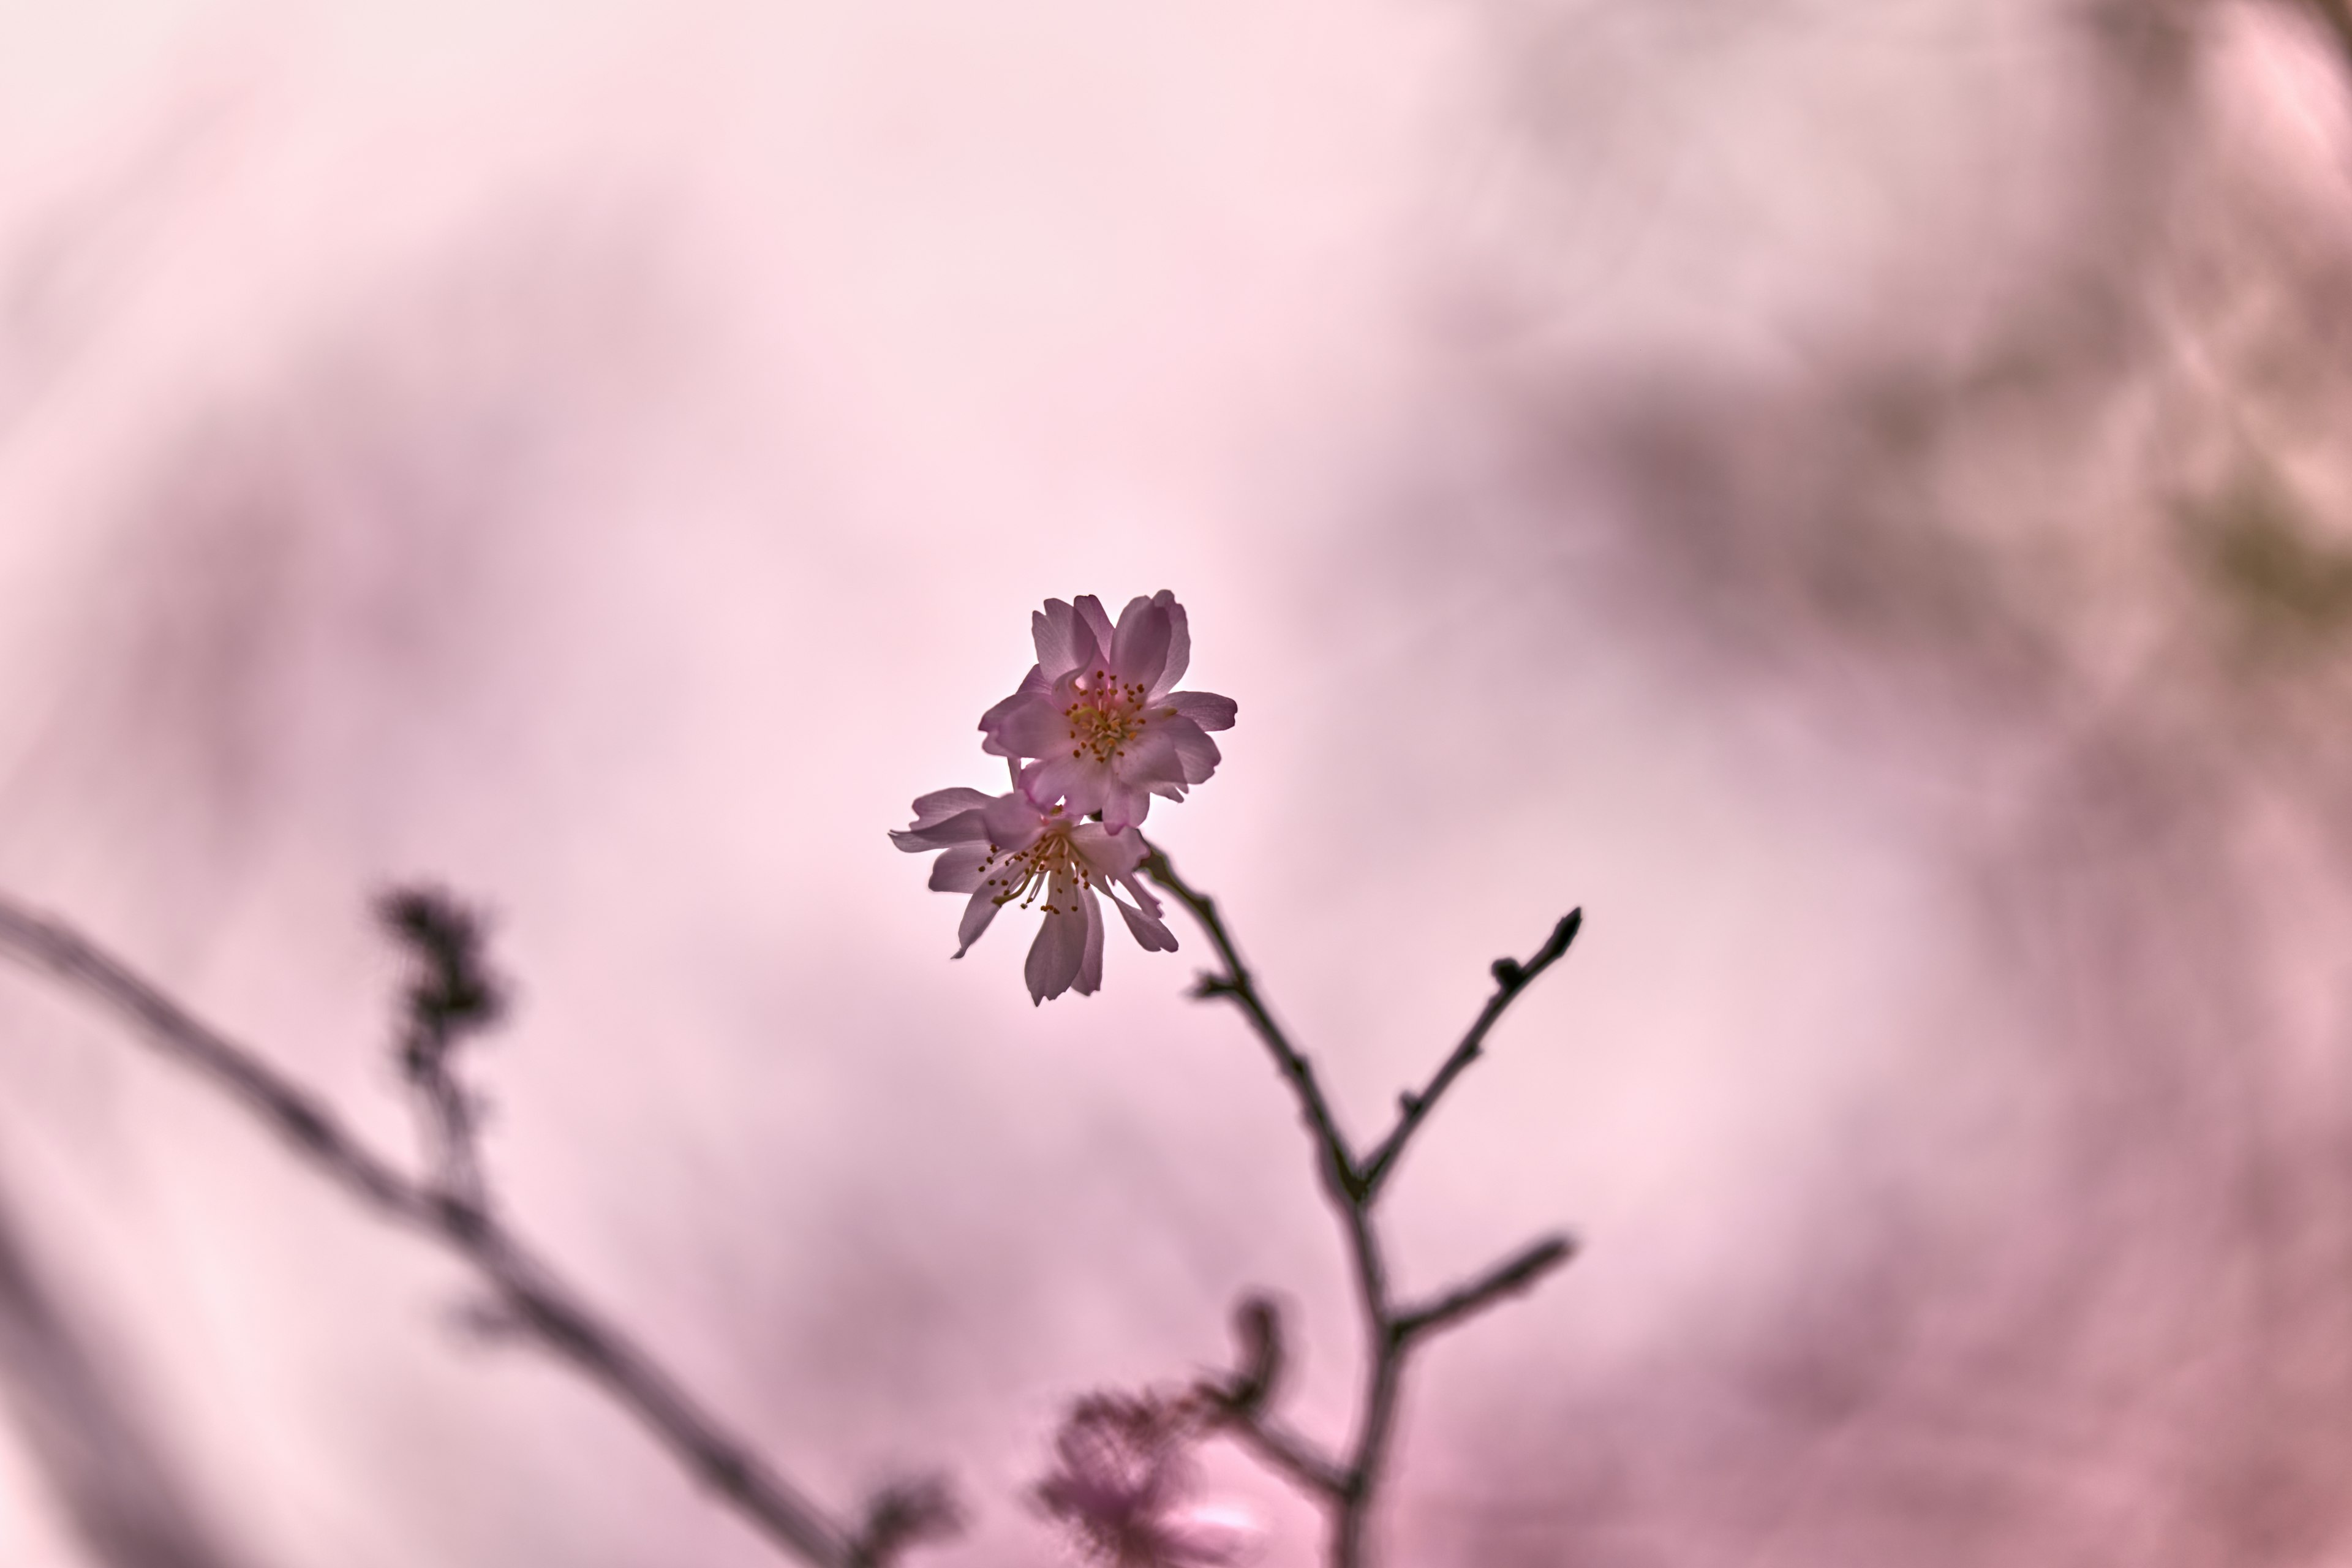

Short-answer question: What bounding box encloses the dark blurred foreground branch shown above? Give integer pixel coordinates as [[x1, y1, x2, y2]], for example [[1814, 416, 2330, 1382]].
[[1140, 844, 1579, 1568], [2311, 0, 2352, 89], [0, 1187, 246, 1568], [0, 891, 950, 1568]]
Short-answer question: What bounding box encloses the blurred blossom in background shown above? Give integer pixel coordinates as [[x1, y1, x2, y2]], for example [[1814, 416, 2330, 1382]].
[[1, 0, 2350, 1563]]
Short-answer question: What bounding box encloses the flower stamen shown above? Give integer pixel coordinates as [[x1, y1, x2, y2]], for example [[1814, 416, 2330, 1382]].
[[992, 824, 1098, 909]]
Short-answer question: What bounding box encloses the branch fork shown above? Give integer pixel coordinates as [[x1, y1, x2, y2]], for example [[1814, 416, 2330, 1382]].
[[1140, 844, 1584, 1568]]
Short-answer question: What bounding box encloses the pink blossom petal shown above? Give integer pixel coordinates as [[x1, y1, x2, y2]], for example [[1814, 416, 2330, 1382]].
[[1071, 823, 1148, 877], [889, 807, 988, 852], [1032, 601, 1102, 679], [1020, 753, 1111, 820], [1099, 778, 1156, 834], [927, 844, 992, 893], [908, 786, 998, 826], [981, 792, 1050, 848], [1074, 889, 1106, 995], [1164, 690, 1236, 731], [1109, 596, 1173, 692], [953, 887, 1000, 957], [984, 692, 1076, 761], [978, 671, 1050, 756], [1117, 723, 1189, 788], [1166, 719, 1221, 786], [1151, 590, 1191, 695], [1110, 889, 1178, 953], [1025, 905, 1089, 1003], [1112, 867, 1165, 920], [1072, 594, 1115, 655]]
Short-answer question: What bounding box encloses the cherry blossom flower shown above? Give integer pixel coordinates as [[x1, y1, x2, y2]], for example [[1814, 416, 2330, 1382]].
[[979, 592, 1237, 832], [1033, 1393, 1257, 1568], [891, 777, 1178, 1004]]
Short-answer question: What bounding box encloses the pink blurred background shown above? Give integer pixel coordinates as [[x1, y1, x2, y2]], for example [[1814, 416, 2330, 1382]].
[[2, 1, 2351, 1563]]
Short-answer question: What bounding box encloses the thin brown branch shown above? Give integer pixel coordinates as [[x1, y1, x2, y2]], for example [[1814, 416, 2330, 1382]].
[[1392, 1235, 1578, 1346], [1196, 1294, 1344, 1499], [1140, 850, 1577, 1568], [1359, 910, 1581, 1199], [0, 892, 906, 1568], [1139, 843, 1362, 1202], [1210, 1406, 1347, 1499]]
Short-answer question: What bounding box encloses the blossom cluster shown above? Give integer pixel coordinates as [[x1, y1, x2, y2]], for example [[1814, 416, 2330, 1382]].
[[1031, 1392, 1254, 1567], [892, 592, 1237, 1003]]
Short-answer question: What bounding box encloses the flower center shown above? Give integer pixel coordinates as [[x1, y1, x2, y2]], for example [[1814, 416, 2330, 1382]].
[[977, 816, 1096, 914], [1063, 669, 1152, 764]]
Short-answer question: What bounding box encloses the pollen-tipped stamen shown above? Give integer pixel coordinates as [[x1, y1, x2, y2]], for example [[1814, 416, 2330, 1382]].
[[991, 828, 1098, 910]]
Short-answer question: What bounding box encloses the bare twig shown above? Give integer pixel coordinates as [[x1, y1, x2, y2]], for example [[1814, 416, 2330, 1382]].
[[1359, 910, 1581, 1199], [1140, 844, 1581, 1568], [845, 1476, 962, 1568], [1216, 1406, 1349, 1499], [1392, 1235, 1577, 1344], [1197, 1295, 1346, 1498], [378, 886, 503, 1213], [1144, 848, 1361, 1203], [0, 892, 936, 1568]]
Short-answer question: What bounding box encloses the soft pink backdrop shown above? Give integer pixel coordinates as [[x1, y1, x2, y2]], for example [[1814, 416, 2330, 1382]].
[[2, 2, 2349, 1564]]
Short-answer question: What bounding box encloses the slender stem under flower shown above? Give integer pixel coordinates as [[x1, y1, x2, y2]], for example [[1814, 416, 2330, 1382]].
[[1139, 843, 1580, 1568], [1144, 850, 1360, 1204]]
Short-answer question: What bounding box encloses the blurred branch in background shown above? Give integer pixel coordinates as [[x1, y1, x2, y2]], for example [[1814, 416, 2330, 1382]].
[[2306, 0, 2352, 80], [0, 888, 956, 1568], [1420, 0, 2352, 1558]]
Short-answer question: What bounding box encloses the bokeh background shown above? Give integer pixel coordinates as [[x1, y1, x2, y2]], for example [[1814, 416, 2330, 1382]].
[[2, 1, 2350, 1563]]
